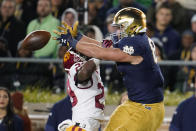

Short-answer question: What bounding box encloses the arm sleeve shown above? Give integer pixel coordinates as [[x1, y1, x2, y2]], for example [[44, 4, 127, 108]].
[[169, 104, 184, 131]]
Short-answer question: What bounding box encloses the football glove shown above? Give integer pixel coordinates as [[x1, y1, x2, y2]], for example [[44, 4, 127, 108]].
[[58, 119, 74, 131], [58, 119, 86, 131], [57, 21, 83, 41], [55, 29, 78, 49]]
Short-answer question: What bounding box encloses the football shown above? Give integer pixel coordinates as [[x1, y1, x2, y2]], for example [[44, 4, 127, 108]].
[[22, 30, 51, 51]]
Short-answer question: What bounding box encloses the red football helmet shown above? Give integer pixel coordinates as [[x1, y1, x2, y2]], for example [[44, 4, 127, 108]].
[[63, 51, 85, 71]]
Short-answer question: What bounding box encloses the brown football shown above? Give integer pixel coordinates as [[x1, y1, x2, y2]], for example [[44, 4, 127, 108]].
[[22, 30, 51, 51]]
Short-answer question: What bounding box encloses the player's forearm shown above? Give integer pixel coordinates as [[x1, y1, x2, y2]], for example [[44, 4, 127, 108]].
[[76, 42, 134, 63], [76, 42, 102, 58], [77, 60, 96, 82], [80, 35, 102, 46]]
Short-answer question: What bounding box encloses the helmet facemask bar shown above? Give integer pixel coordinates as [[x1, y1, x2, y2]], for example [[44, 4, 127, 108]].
[[110, 24, 128, 45]]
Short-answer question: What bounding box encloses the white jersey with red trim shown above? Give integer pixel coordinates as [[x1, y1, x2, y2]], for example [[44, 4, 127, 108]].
[[66, 61, 104, 130]]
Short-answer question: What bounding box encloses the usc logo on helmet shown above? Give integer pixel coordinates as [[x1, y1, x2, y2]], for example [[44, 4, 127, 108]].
[[64, 51, 71, 63]]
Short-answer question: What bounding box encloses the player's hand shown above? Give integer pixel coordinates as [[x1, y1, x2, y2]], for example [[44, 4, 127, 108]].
[[58, 119, 86, 131], [53, 29, 71, 46], [54, 29, 78, 49], [58, 21, 83, 41], [60, 21, 78, 37], [58, 119, 74, 131], [102, 39, 113, 48]]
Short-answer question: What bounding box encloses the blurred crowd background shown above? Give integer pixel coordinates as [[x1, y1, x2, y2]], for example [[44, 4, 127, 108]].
[[0, 0, 196, 94]]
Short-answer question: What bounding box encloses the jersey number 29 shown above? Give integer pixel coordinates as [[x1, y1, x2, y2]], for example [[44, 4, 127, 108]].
[[67, 78, 104, 110]]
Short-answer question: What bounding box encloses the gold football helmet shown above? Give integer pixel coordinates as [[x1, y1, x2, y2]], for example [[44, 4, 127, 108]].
[[112, 7, 146, 37]]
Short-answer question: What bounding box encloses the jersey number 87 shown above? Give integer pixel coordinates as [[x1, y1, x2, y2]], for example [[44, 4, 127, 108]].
[[148, 38, 157, 64]]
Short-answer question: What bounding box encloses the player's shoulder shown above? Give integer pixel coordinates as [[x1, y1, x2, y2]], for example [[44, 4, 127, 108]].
[[175, 95, 195, 112], [119, 33, 148, 46], [117, 33, 149, 55], [179, 96, 195, 107]]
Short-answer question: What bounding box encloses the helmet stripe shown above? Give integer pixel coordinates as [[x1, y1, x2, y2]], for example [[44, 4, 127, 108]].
[[78, 128, 83, 131]]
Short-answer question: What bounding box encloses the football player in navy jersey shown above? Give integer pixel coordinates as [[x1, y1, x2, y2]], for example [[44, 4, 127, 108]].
[[54, 7, 165, 131]]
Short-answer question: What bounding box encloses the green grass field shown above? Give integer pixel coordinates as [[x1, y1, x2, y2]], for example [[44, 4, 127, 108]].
[[22, 88, 66, 103], [21, 88, 194, 106]]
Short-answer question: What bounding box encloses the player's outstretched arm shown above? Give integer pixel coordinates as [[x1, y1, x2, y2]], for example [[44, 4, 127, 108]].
[[76, 42, 143, 64], [54, 32, 142, 64], [77, 59, 99, 83], [79, 35, 102, 46]]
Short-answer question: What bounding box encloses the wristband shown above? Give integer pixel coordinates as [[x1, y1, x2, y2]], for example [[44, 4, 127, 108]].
[[75, 32, 83, 41], [71, 39, 78, 50]]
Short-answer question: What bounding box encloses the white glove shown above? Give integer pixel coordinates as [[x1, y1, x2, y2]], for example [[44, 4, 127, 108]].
[[58, 119, 75, 131]]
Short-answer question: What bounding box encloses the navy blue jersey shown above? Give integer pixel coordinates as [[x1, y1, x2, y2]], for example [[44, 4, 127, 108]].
[[116, 33, 164, 104], [170, 96, 196, 131], [45, 96, 72, 131]]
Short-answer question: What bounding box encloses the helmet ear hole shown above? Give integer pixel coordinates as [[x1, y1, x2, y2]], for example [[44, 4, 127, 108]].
[[127, 25, 137, 35]]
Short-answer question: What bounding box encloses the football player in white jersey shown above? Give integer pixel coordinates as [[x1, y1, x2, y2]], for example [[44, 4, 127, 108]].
[[58, 50, 105, 131]]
